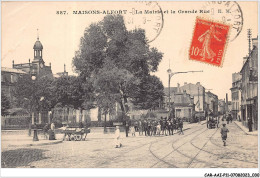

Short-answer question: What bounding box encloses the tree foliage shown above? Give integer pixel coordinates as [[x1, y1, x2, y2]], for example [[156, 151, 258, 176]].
[[73, 15, 164, 118], [52, 75, 94, 109], [14, 75, 55, 112], [1, 91, 10, 116]]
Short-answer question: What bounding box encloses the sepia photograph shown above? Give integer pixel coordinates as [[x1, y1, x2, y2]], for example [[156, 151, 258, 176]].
[[0, 0, 259, 177]]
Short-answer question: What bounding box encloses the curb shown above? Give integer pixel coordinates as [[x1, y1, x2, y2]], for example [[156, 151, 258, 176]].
[[8, 140, 63, 147], [233, 121, 258, 136]]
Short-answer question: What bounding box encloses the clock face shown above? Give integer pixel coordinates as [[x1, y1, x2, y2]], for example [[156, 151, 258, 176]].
[[40, 63, 44, 69]]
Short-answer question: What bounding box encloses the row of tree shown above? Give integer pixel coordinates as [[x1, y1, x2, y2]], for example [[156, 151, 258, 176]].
[[12, 15, 165, 122]]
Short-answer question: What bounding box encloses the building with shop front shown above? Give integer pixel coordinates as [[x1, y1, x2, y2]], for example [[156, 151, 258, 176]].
[[240, 36, 258, 130]]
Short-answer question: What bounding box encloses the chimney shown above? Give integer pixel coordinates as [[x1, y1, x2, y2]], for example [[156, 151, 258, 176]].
[[64, 64, 66, 72], [184, 82, 187, 85], [177, 83, 180, 92], [49, 62, 51, 67], [12, 60, 14, 68]]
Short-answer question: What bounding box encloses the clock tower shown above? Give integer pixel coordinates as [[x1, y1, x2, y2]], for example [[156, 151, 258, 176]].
[[30, 29, 52, 78]]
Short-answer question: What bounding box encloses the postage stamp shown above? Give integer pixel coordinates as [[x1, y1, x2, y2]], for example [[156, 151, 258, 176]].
[[189, 17, 230, 67]]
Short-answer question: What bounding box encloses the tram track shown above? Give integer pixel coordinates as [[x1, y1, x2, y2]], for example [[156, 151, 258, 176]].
[[149, 125, 207, 168]]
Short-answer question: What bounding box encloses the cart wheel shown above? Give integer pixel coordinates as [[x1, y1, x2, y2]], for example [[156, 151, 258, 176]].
[[75, 135, 82, 141]]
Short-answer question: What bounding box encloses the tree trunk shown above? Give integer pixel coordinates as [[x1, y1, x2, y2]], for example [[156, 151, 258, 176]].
[[119, 101, 125, 122], [104, 112, 107, 132]]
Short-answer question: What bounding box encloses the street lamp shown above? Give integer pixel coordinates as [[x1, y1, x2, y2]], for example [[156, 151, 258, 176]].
[[31, 75, 39, 141], [167, 69, 203, 118]]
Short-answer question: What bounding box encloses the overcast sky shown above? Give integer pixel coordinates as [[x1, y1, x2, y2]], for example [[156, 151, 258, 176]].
[[1, 1, 258, 100]]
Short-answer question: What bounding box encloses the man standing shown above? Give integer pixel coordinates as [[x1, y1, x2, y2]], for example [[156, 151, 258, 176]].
[[179, 119, 184, 135], [220, 124, 229, 146], [248, 117, 253, 132]]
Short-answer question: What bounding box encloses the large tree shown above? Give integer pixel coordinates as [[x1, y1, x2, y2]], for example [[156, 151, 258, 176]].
[[52, 75, 94, 109], [73, 15, 164, 121]]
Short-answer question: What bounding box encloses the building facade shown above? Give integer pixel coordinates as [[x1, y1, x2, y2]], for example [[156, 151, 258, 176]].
[[240, 37, 258, 130], [205, 91, 218, 116], [230, 72, 242, 121], [180, 82, 206, 116], [1, 67, 28, 106], [218, 99, 226, 115]]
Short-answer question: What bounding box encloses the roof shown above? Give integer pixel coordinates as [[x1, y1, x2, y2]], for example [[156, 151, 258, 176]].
[[164, 87, 177, 95], [1, 67, 27, 74], [33, 40, 43, 50]]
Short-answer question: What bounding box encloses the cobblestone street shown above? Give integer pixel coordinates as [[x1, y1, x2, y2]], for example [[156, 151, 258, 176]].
[[1, 121, 258, 168]]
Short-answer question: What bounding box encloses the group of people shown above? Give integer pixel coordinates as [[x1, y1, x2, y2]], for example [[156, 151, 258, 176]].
[[128, 117, 184, 137]]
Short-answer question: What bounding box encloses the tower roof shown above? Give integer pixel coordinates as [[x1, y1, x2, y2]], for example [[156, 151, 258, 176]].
[[33, 29, 43, 50], [33, 40, 43, 50]]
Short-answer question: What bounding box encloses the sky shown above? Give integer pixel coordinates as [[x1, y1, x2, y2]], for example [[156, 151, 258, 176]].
[[1, 1, 258, 100]]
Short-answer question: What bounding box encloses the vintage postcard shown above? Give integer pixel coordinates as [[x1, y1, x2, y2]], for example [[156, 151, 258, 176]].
[[1, 0, 259, 177]]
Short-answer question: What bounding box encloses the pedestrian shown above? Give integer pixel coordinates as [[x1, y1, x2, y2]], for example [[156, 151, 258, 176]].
[[144, 119, 148, 136], [62, 124, 69, 141], [230, 114, 233, 123], [170, 119, 174, 135], [49, 122, 56, 140], [220, 123, 229, 146], [248, 117, 253, 132], [134, 120, 138, 132], [130, 126, 136, 136], [79, 121, 84, 128], [43, 123, 49, 140], [156, 122, 161, 136], [147, 120, 151, 136], [115, 126, 122, 148], [163, 118, 168, 136], [179, 119, 184, 135], [167, 120, 172, 136], [226, 115, 230, 124], [138, 120, 143, 136], [125, 120, 129, 137]]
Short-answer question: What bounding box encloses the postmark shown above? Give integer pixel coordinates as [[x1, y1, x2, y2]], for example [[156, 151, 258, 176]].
[[189, 17, 230, 67], [123, 1, 164, 43], [202, 1, 243, 42]]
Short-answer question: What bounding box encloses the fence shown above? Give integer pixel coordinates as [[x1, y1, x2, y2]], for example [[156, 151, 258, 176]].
[[1, 114, 31, 129]]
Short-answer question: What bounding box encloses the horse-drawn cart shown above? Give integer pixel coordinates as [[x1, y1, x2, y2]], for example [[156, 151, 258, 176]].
[[62, 127, 90, 141]]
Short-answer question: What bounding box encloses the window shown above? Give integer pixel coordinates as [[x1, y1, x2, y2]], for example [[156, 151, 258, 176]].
[[11, 74, 14, 83]]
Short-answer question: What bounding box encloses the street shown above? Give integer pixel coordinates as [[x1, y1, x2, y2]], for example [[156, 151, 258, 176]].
[[1, 120, 258, 168]]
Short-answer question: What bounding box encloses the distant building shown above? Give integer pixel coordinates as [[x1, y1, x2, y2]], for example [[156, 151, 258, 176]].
[[205, 91, 218, 116], [218, 99, 225, 115], [180, 82, 206, 116], [240, 36, 258, 130], [1, 67, 28, 105], [173, 90, 194, 121], [230, 72, 242, 121]]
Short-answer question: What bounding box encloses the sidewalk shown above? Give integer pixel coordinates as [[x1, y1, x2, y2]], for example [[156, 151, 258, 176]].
[[234, 121, 258, 136], [2, 120, 208, 149], [1, 132, 63, 150]]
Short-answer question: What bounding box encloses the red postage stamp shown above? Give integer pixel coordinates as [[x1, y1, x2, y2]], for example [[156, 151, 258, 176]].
[[189, 17, 230, 67]]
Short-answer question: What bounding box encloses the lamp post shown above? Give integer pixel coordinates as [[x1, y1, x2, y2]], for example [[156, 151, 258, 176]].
[[31, 75, 39, 141], [167, 69, 203, 118]]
